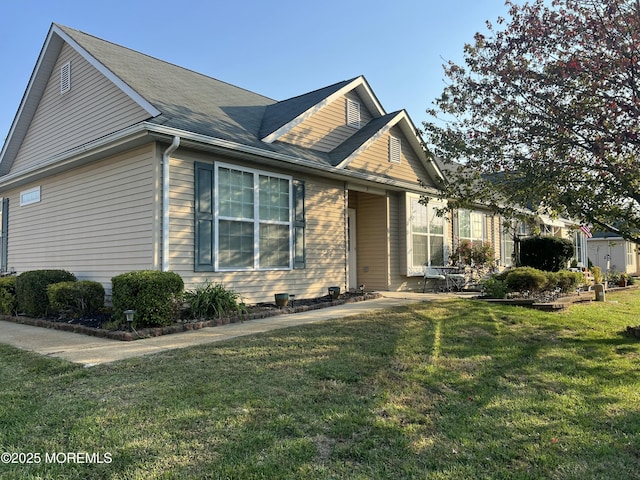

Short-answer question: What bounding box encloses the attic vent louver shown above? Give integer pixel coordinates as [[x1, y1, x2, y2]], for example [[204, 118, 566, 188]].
[[346, 98, 360, 129], [60, 61, 71, 94], [389, 135, 401, 164]]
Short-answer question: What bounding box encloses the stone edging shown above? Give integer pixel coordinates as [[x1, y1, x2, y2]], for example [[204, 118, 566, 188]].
[[0, 293, 382, 341]]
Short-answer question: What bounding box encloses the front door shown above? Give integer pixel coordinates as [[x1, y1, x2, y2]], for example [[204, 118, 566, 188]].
[[348, 208, 357, 291]]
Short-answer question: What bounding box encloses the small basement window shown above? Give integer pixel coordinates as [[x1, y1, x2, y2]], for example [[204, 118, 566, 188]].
[[346, 98, 360, 129], [60, 61, 71, 94], [20, 186, 41, 206]]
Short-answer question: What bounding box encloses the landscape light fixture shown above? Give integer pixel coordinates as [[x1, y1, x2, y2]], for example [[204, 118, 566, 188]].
[[124, 310, 135, 331]]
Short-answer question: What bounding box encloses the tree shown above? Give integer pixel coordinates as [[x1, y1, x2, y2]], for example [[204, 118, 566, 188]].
[[423, 0, 640, 243]]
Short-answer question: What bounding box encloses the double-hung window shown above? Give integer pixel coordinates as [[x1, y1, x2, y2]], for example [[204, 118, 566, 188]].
[[458, 209, 485, 245], [217, 163, 291, 270], [195, 162, 304, 272], [407, 195, 445, 275]]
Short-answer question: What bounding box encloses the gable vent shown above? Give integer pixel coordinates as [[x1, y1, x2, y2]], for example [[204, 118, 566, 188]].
[[346, 98, 360, 129], [389, 135, 401, 164], [60, 61, 71, 94]]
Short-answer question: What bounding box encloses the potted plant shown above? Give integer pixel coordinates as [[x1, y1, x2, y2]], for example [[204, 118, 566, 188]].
[[619, 272, 630, 287], [590, 266, 605, 301], [328, 286, 341, 300], [274, 293, 289, 307], [607, 270, 620, 287]]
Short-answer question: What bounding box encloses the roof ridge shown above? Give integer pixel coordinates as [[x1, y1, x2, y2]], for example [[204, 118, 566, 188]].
[[55, 23, 276, 103]]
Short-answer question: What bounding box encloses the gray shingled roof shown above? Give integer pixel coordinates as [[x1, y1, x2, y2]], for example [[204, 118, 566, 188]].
[[2, 24, 440, 186], [259, 79, 355, 140], [58, 25, 279, 150], [328, 112, 400, 166], [59, 25, 379, 169]]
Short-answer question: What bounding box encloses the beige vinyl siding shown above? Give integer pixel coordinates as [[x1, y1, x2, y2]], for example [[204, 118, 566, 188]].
[[278, 91, 373, 152], [168, 151, 347, 304], [346, 126, 431, 185], [354, 192, 389, 291], [387, 192, 412, 291], [7, 145, 158, 291], [10, 43, 150, 175]]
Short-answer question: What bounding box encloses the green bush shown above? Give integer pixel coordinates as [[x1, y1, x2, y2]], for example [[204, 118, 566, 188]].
[[47, 281, 105, 318], [16, 270, 77, 317], [184, 281, 247, 320], [545, 270, 585, 292], [111, 270, 184, 328], [501, 267, 548, 292], [0, 276, 17, 315], [482, 276, 508, 299], [520, 236, 575, 272]]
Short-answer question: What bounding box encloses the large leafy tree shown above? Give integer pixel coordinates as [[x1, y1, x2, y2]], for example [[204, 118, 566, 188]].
[[424, 0, 640, 242]]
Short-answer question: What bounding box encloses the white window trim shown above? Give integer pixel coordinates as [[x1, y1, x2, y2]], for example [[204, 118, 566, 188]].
[[346, 98, 361, 129], [406, 194, 447, 276], [458, 209, 486, 243], [214, 162, 293, 272], [20, 186, 41, 206]]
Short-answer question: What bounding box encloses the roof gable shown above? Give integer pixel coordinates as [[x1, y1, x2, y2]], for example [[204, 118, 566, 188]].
[[0, 24, 161, 176], [260, 76, 385, 143], [331, 110, 444, 186]]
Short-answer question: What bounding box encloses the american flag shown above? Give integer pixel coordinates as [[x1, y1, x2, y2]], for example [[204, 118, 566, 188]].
[[580, 225, 592, 238]]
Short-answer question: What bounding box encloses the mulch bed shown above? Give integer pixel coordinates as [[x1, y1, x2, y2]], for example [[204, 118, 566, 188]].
[[478, 284, 637, 311], [0, 292, 381, 341]]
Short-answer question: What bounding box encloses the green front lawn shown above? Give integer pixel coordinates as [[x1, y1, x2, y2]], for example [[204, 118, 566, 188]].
[[1, 290, 639, 479]]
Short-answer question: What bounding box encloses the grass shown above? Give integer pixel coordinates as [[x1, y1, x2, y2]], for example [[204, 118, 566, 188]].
[[1, 290, 639, 479]]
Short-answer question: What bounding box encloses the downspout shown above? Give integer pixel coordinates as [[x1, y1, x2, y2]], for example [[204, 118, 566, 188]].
[[162, 136, 180, 272]]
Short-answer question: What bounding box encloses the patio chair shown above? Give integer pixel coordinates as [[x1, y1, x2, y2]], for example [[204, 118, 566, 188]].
[[445, 270, 467, 291], [423, 266, 446, 293]]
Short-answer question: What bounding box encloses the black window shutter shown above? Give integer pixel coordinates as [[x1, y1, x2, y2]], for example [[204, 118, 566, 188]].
[[293, 179, 306, 269], [194, 162, 215, 271]]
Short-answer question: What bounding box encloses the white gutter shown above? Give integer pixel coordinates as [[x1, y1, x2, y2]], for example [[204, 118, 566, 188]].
[[161, 136, 180, 272]]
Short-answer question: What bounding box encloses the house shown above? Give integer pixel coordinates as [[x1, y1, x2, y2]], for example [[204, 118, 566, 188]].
[[433, 160, 589, 271], [0, 23, 456, 303], [0, 24, 593, 304], [588, 232, 640, 276]]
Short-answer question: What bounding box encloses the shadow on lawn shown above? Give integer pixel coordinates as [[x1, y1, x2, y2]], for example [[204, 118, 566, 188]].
[[7, 298, 638, 479]]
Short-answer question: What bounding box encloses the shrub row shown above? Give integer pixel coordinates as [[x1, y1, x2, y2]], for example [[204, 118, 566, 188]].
[[111, 272, 246, 328], [483, 267, 586, 299], [4, 269, 245, 330], [10, 270, 105, 318]]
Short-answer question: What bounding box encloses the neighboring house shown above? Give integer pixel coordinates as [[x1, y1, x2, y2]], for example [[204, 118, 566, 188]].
[[588, 232, 640, 275], [432, 160, 589, 270], [0, 23, 451, 303]]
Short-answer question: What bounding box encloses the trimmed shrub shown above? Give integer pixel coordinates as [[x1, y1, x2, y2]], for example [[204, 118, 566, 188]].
[[16, 270, 77, 317], [0, 276, 17, 315], [501, 267, 548, 292], [545, 270, 586, 293], [519, 236, 575, 272], [482, 276, 508, 299], [184, 281, 247, 320], [111, 270, 184, 328], [47, 281, 105, 318]]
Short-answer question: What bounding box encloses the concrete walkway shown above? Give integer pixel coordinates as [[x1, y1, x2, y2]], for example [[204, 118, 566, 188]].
[[0, 292, 441, 367]]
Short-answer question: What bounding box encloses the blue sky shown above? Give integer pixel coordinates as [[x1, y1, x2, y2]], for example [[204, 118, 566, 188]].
[[0, 0, 513, 144]]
